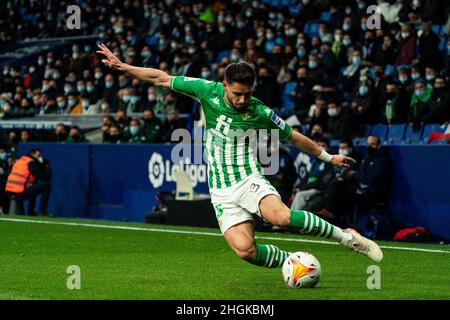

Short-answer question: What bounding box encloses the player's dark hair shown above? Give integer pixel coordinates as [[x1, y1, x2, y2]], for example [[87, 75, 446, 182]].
[[224, 62, 256, 86], [340, 138, 354, 148]]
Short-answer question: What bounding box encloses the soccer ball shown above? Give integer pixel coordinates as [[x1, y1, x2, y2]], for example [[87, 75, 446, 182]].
[[282, 251, 321, 288]]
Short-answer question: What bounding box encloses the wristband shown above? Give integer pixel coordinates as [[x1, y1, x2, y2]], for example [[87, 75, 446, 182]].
[[318, 150, 333, 163]]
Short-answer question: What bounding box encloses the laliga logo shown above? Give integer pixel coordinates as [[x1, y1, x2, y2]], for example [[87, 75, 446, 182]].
[[148, 153, 165, 188], [148, 152, 207, 188]]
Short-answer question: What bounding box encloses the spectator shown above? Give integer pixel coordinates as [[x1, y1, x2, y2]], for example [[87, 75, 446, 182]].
[[410, 79, 433, 130], [381, 81, 410, 124], [254, 65, 280, 110], [325, 100, 359, 140], [318, 136, 390, 227], [161, 110, 186, 143], [54, 123, 68, 142], [0, 145, 11, 214], [107, 124, 124, 144], [395, 24, 416, 66], [422, 76, 450, 124], [124, 119, 147, 144], [417, 22, 442, 70], [5, 148, 52, 216], [142, 109, 162, 143], [291, 137, 334, 212], [65, 126, 88, 143], [291, 66, 314, 121]]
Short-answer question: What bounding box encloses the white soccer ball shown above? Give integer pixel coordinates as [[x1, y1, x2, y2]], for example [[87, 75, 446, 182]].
[[282, 251, 321, 288]]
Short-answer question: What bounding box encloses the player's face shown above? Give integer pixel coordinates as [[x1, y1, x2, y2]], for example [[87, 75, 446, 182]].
[[223, 81, 252, 111]]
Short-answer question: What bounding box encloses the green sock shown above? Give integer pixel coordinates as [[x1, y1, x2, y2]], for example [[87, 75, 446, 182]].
[[249, 243, 291, 268], [289, 210, 349, 243]]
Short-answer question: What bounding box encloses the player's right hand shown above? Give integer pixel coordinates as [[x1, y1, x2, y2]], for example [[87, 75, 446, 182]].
[[96, 43, 124, 70]]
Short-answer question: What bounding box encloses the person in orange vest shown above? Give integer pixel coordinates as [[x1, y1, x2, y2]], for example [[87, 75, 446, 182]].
[[5, 148, 51, 216]]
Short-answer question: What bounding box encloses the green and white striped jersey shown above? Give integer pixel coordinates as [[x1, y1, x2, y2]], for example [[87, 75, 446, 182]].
[[170, 76, 293, 189]]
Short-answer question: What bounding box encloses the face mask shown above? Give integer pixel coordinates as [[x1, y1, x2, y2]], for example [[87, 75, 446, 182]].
[[401, 32, 410, 39], [334, 34, 342, 42], [95, 72, 103, 79], [29, 67, 36, 73], [148, 94, 156, 102], [105, 81, 113, 89], [141, 51, 151, 58], [343, 39, 351, 46], [38, 156, 44, 163], [57, 101, 66, 108], [415, 89, 424, 97], [352, 56, 361, 65], [398, 76, 408, 84], [266, 33, 274, 40], [201, 71, 210, 79], [38, 59, 45, 66], [109, 135, 120, 143], [87, 85, 95, 92], [297, 50, 306, 58], [328, 108, 339, 117], [219, 27, 226, 33], [359, 86, 369, 96], [101, 103, 109, 111], [52, 73, 60, 80], [123, 95, 130, 103], [426, 75, 435, 82], [0, 152, 7, 161], [339, 148, 349, 156], [130, 96, 139, 104], [130, 126, 139, 136], [77, 85, 85, 92], [308, 60, 317, 69], [42, 84, 49, 91], [68, 100, 76, 107], [236, 21, 245, 29], [367, 146, 377, 156], [361, 24, 367, 31], [411, 73, 420, 80], [386, 92, 397, 100], [64, 87, 72, 94], [343, 23, 350, 31]]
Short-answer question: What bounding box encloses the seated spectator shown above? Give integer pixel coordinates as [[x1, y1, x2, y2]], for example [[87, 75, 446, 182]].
[[340, 50, 363, 94], [307, 95, 329, 131], [20, 130, 31, 143], [325, 100, 359, 140], [65, 126, 88, 143], [124, 119, 147, 144], [142, 109, 162, 143], [54, 123, 68, 142], [410, 79, 433, 130], [397, 67, 414, 93], [318, 136, 390, 227], [291, 137, 334, 212], [161, 110, 186, 143], [115, 108, 131, 129], [107, 125, 124, 144], [291, 66, 314, 121], [422, 75, 450, 124], [5, 148, 52, 216], [417, 22, 442, 70], [395, 23, 416, 66], [351, 80, 378, 124], [254, 65, 280, 109], [381, 80, 410, 124]]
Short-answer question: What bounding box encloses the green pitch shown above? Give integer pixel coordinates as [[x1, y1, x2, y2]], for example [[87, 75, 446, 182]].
[[1, 215, 449, 300]]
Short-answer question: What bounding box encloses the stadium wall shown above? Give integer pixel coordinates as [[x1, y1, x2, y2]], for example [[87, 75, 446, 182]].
[[18, 143, 450, 239]]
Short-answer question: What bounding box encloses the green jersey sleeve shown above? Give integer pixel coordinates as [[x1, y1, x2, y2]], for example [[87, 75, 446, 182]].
[[170, 76, 214, 100], [259, 106, 293, 141]]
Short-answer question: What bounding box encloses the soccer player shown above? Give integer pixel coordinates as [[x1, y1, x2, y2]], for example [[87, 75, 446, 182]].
[[97, 44, 383, 267]]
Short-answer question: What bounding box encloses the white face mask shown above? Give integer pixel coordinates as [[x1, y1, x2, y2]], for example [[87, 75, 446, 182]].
[[328, 108, 339, 117], [38, 156, 44, 163], [339, 148, 350, 156]]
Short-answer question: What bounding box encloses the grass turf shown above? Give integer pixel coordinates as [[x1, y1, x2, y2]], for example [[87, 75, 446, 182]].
[[1, 215, 449, 300]]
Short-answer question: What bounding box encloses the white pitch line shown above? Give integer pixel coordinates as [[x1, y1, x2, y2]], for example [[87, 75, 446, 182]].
[[1, 217, 450, 254]]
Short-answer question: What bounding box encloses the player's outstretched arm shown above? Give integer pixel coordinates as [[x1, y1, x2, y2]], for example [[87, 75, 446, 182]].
[[96, 43, 171, 88], [287, 130, 356, 169]]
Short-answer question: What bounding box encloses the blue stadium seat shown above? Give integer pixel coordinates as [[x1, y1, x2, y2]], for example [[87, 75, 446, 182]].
[[330, 139, 340, 147], [430, 140, 449, 145], [385, 65, 395, 76], [304, 21, 319, 37], [371, 124, 388, 140], [422, 123, 448, 142], [405, 124, 424, 143], [439, 34, 448, 51], [320, 11, 332, 22], [216, 50, 231, 63], [301, 124, 310, 135], [145, 35, 159, 48], [281, 82, 297, 109], [387, 124, 406, 143], [432, 24, 442, 35]]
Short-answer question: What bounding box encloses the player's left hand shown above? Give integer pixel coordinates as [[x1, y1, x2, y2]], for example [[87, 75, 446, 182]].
[[330, 154, 357, 169]]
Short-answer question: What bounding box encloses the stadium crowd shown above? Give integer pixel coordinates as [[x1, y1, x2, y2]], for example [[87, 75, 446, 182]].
[[0, 0, 449, 230]]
